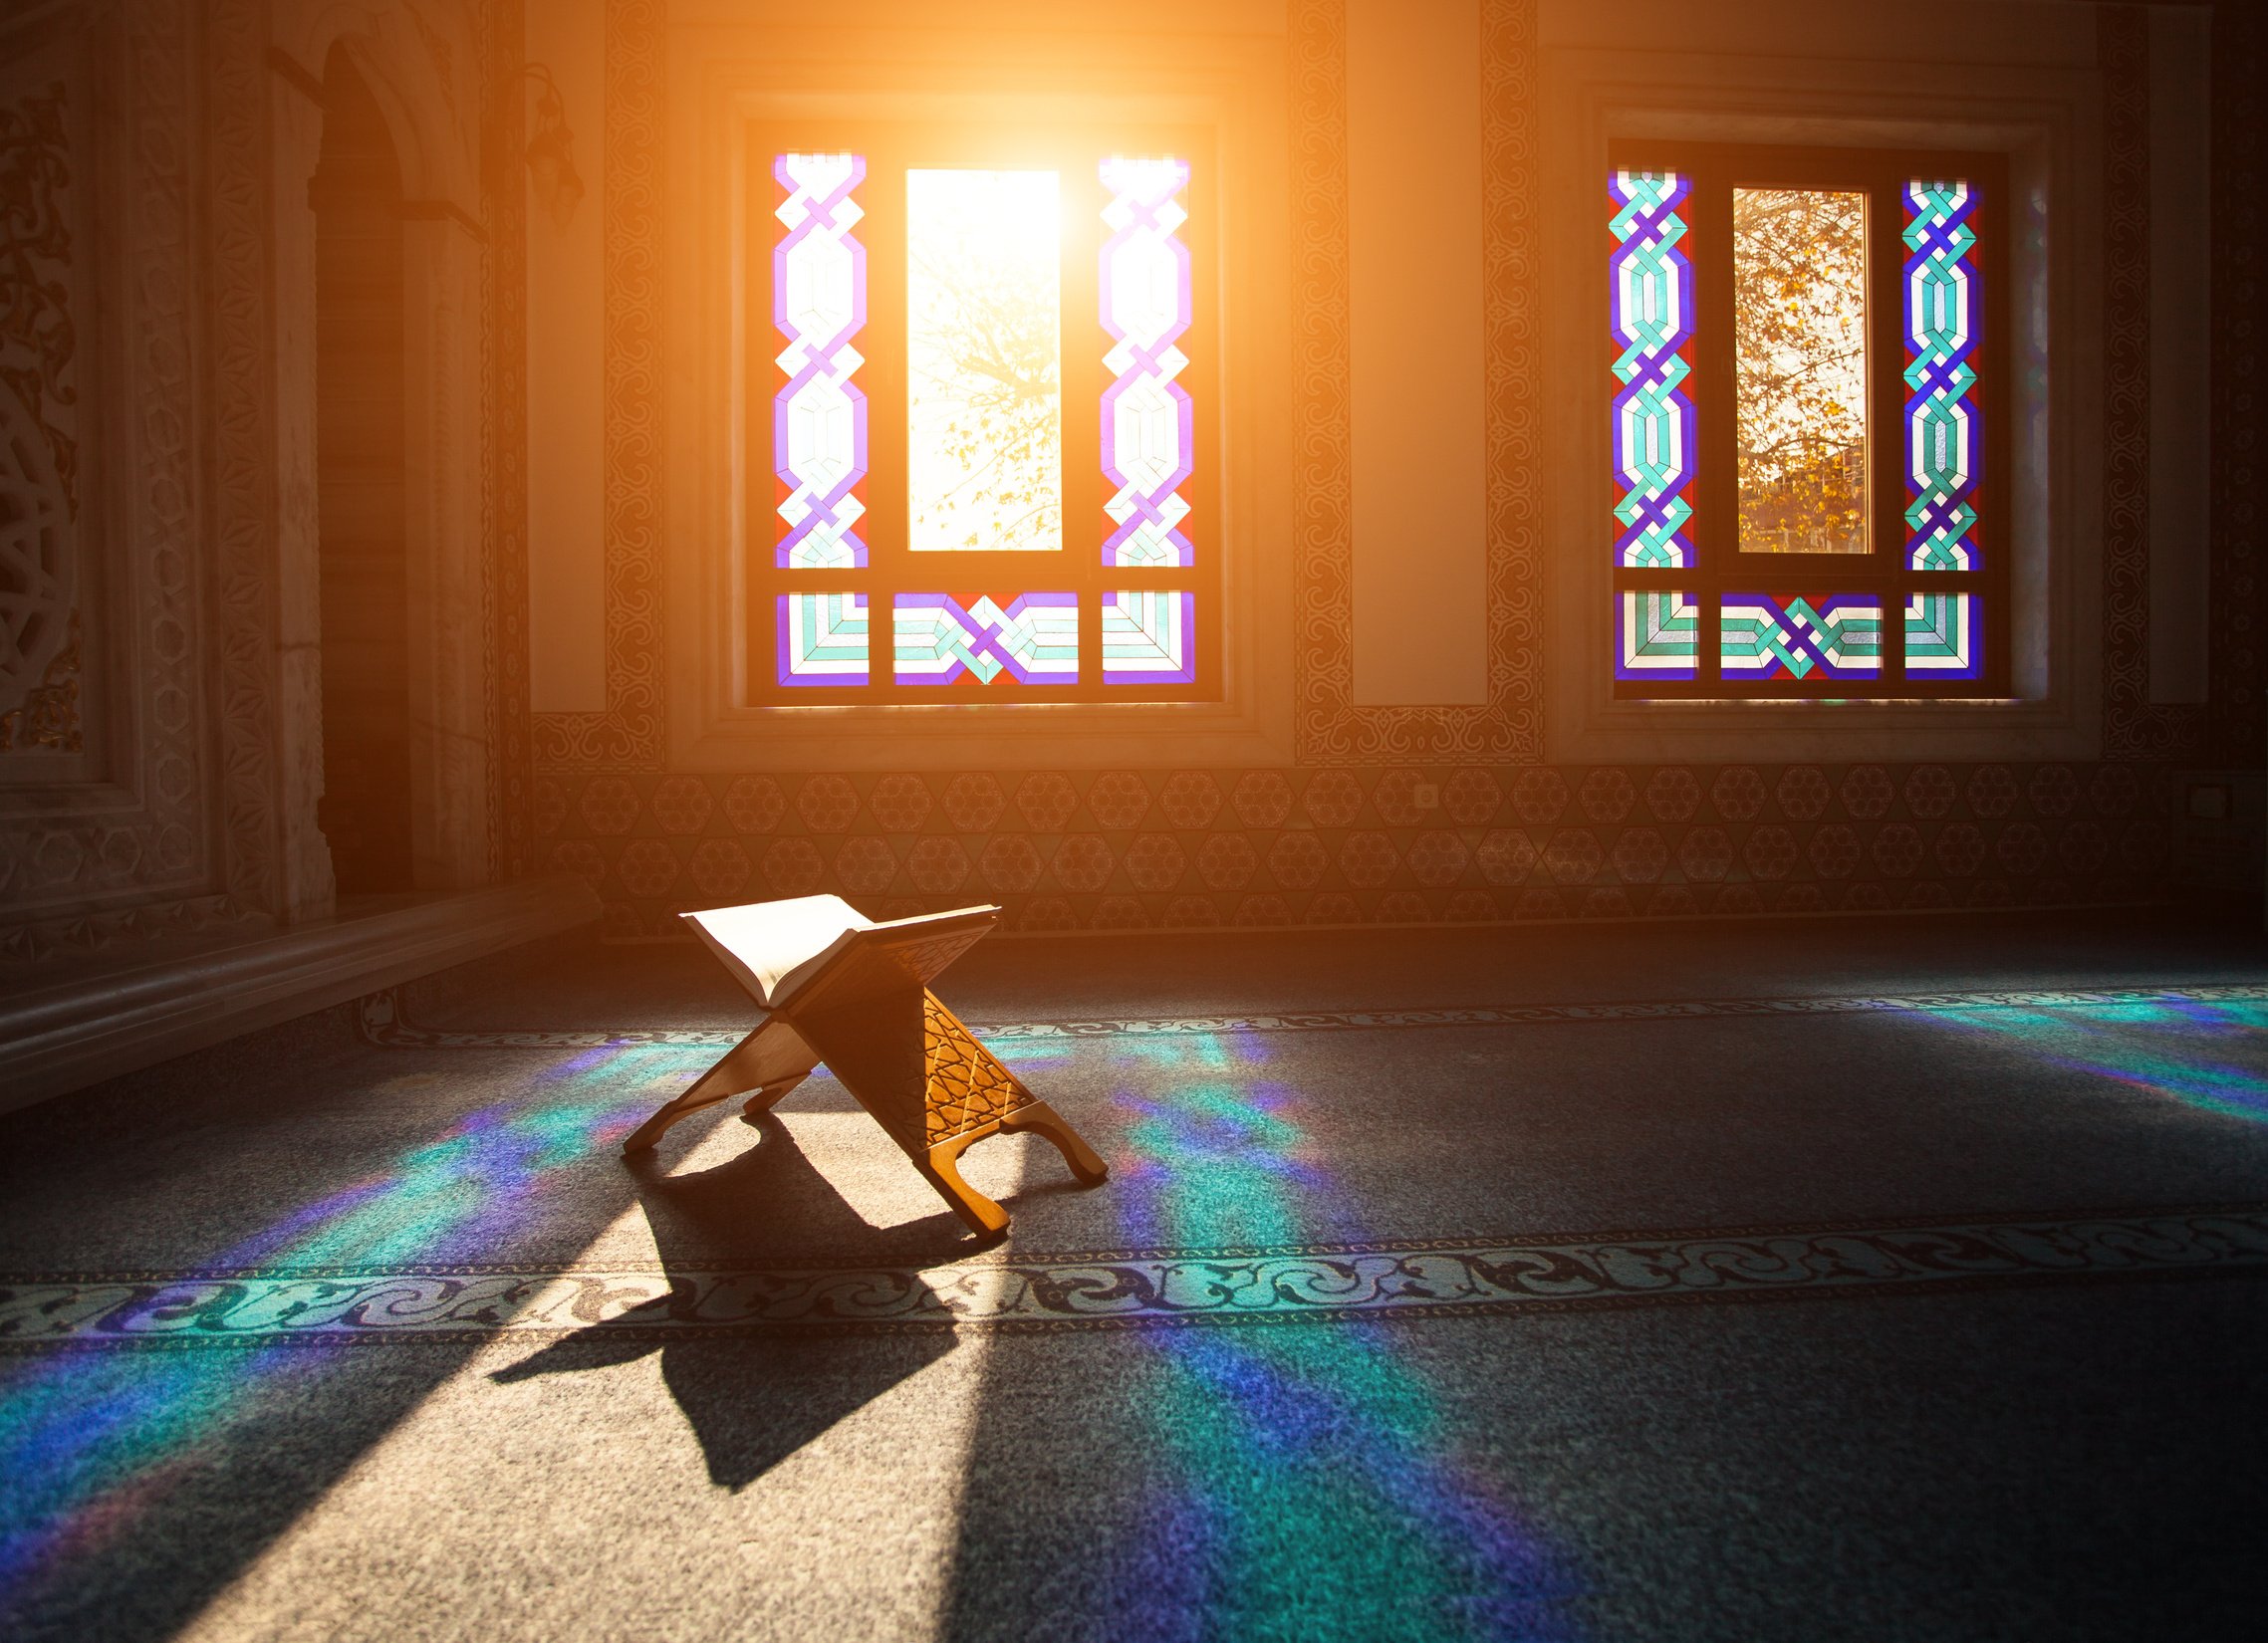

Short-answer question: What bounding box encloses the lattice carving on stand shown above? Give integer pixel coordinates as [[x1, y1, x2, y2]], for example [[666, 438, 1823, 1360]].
[[921, 993, 1034, 1144]]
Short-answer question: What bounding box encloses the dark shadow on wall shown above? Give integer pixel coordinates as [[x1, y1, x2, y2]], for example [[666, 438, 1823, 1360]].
[[311, 46, 412, 894]]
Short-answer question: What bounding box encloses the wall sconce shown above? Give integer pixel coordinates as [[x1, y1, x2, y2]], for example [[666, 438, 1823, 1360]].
[[523, 64, 583, 230]]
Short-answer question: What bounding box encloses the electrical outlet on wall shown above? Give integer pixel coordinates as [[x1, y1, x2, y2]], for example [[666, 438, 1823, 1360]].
[[1413, 782, 1439, 811]]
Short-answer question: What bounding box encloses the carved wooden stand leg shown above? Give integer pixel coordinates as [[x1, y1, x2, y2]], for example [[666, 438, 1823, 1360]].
[[919, 1101, 1111, 1237], [622, 970, 1108, 1239], [773, 987, 1109, 1239], [909, 994, 1108, 1236], [620, 1017, 817, 1157]]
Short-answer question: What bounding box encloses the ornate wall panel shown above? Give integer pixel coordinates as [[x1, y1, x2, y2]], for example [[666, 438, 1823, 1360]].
[[0, 81, 80, 757], [1289, 0, 1543, 765], [534, 761, 2174, 939], [0, 3, 241, 963], [205, 0, 293, 912], [530, 0, 664, 771]]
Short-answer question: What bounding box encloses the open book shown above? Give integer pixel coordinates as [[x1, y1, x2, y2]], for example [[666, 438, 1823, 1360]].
[[680, 895, 1002, 1010]]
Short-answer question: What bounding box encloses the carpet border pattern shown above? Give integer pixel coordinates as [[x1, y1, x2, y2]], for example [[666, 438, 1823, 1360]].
[[7, 1206, 2266, 1349]]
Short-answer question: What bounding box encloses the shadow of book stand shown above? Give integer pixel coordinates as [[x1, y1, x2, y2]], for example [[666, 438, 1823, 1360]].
[[621, 901, 1107, 1238]]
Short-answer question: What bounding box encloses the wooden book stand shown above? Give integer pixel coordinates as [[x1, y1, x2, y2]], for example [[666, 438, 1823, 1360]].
[[621, 904, 1107, 1238]]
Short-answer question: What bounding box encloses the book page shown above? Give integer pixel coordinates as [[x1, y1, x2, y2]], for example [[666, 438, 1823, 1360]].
[[680, 895, 869, 1008], [681, 897, 1005, 1009]]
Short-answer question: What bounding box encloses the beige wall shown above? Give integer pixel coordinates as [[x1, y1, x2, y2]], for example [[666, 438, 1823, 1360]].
[[1347, 0, 1489, 707], [526, 0, 610, 715]]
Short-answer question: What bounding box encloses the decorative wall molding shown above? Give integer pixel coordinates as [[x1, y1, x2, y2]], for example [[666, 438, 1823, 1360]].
[[206, 0, 294, 913], [1289, 0, 1543, 766], [530, 759, 2175, 939], [2101, 5, 2205, 761], [531, 0, 664, 772]]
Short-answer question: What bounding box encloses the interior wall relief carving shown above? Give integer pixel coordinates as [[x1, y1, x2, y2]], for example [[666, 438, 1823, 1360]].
[[206, 0, 294, 914], [0, 81, 82, 753], [0, 2, 244, 959]]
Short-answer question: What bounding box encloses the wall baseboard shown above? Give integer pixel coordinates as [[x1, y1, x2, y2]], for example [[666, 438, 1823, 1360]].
[[0, 875, 602, 1116]]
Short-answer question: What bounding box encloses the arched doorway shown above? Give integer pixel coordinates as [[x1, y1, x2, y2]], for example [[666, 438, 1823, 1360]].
[[310, 48, 412, 894]]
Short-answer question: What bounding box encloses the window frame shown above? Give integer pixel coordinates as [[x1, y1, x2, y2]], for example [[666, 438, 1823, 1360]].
[[1607, 139, 2011, 701], [745, 118, 1221, 708]]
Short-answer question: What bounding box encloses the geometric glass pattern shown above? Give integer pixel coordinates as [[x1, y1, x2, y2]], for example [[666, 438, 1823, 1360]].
[[1904, 591, 1981, 679], [1099, 156, 1195, 568], [774, 153, 869, 569], [1101, 589, 1195, 684], [1720, 593, 1883, 679], [1902, 180, 1979, 572], [1616, 589, 1699, 681], [1609, 169, 1696, 570], [893, 592, 1080, 686], [755, 128, 1212, 706], [777, 592, 870, 686]]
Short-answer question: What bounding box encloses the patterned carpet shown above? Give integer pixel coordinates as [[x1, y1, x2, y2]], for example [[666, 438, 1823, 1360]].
[[4, 914, 2268, 1641]]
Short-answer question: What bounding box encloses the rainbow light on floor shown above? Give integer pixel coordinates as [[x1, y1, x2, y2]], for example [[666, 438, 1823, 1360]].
[[1097, 1031, 1582, 1639], [1912, 998, 2268, 1121], [0, 1042, 711, 1613]]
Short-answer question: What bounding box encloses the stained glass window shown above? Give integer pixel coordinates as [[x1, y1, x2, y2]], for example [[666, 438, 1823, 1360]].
[[1607, 146, 2003, 698], [894, 592, 1079, 685], [752, 137, 1213, 704], [1903, 182, 1981, 574], [1720, 594, 1882, 679], [1100, 156, 1195, 569], [773, 153, 868, 571], [1609, 170, 1695, 572]]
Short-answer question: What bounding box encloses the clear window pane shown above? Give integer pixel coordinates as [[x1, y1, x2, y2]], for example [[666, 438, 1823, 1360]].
[[906, 169, 1063, 553], [1734, 187, 1870, 555]]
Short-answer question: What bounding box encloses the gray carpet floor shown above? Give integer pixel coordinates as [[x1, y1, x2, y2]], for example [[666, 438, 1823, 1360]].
[[3, 909, 2266, 1641]]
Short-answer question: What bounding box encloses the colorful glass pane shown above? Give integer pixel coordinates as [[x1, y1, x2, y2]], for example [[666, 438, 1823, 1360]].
[[1609, 170, 1696, 570], [1102, 589, 1194, 685], [1100, 156, 1194, 568], [1616, 589, 1699, 681], [1903, 181, 1980, 571], [893, 592, 1079, 685], [777, 592, 870, 686], [1904, 591, 1981, 679], [774, 154, 868, 570], [1720, 594, 1882, 680]]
